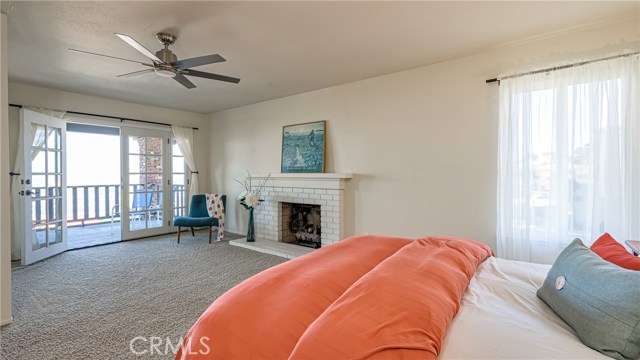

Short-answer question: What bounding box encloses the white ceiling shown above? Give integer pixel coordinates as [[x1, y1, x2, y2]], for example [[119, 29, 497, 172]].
[[4, 1, 638, 114]]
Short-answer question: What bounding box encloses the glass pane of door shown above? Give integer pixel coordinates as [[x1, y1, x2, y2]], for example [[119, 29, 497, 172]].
[[121, 128, 170, 240], [171, 139, 187, 218], [32, 125, 64, 248]]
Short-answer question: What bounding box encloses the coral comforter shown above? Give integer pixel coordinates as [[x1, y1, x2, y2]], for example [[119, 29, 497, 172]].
[[177, 235, 493, 359]]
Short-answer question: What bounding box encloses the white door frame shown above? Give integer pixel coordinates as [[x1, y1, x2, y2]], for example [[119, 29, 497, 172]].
[[21, 109, 67, 265], [121, 127, 171, 240]]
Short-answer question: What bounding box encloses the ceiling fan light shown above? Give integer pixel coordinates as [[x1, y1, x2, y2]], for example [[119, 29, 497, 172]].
[[155, 69, 176, 78]]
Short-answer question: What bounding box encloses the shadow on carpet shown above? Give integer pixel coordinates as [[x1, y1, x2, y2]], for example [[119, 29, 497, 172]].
[[0, 231, 285, 359]]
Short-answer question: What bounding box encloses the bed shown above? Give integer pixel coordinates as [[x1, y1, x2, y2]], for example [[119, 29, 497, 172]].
[[440, 256, 607, 359], [176, 235, 624, 359]]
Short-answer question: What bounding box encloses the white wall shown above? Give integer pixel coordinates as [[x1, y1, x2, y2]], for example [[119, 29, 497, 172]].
[[1, 13, 13, 326], [7, 82, 211, 260], [209, 18, 640, 251]]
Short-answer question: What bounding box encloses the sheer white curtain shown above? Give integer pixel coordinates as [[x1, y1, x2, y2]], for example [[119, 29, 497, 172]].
[[497, 54, 640, 264], [171, 125, 199, 197]]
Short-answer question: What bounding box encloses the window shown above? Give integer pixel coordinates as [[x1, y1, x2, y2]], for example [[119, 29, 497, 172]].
[[497, 54, 640, 264], [171, 139, 187, 218]]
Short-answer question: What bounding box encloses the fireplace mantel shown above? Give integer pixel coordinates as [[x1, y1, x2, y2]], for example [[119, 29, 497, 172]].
[[248, 173, 353, 190]]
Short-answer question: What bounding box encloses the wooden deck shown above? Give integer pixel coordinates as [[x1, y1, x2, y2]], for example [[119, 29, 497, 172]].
[[67, 219, 163, 249], [68, 222, 122, 249]]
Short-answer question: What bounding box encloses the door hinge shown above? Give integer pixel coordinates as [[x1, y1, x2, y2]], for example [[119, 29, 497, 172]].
[[168, 220, 171, 226], [168, 179, 171, 185], [168, 138, 170, 144]]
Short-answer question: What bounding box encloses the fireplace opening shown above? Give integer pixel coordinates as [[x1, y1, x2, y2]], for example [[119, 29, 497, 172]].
[[281, 202, 321, 249]]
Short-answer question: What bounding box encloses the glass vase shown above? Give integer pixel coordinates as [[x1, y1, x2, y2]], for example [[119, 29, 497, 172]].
[[247, 207, 255, 242]]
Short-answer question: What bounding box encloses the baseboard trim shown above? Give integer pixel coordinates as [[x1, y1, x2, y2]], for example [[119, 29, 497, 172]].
[[1, 316, 13, 326]]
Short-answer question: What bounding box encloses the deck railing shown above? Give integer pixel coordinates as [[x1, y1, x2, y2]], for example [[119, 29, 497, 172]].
[[32, 184, 187, 226]]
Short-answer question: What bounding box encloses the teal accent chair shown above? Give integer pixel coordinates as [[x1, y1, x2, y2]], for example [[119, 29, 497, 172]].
[[174, 194, 226, 244]]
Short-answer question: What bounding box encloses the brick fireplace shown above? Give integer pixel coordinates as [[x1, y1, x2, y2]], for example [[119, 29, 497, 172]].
[[281, 202, 322, 248], [249, 173, 352, 248]]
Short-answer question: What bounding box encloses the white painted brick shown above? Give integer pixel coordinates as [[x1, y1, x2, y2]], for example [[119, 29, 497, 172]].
[[254, 181, 346, 247], [324, 208, 337, 215]]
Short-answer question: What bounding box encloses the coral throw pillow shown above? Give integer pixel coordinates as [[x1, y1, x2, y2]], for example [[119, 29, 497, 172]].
[[590, 233, 640, 271]]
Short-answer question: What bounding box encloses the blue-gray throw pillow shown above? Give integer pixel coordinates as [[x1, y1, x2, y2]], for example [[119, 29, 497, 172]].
[[537, 238, 640, 360]]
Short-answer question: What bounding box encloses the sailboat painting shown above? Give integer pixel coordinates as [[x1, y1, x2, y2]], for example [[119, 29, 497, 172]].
[[281, 121, 326, 173]]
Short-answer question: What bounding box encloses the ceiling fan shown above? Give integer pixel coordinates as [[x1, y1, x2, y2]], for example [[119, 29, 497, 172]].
[[70, 32, 240, 89]]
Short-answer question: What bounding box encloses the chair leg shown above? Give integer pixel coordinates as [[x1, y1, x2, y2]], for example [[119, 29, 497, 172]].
[[177, 226, 181, 244], [191, 227, 195, 237], [209, 226, 212, 244]]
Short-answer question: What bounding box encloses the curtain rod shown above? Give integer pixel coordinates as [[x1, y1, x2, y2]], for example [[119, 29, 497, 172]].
[[485, 51, 639, 84], [8, 103, 199, 130]]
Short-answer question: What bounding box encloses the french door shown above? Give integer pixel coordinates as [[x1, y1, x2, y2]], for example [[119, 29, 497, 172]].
[[121, 127, 171, 240], [22, 109, 67, 265]]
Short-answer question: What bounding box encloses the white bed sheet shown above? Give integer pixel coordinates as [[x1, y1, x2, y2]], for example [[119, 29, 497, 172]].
[[439, 256, 608, 359]]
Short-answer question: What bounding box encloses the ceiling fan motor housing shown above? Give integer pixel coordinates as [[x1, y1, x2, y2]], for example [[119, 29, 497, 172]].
[[155, 48, 178, 64]]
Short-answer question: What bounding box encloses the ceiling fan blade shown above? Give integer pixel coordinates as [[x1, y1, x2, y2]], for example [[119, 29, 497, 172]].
[[117, 69, 155, 78], [184, 69, 240, 84], [115, 33, 162, 63], [173, 54, 226, 69], [174, 74, 197, 89], [69, 48, 152, 65]]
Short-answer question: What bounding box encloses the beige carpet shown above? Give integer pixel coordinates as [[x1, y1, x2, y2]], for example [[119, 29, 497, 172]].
[[0, 231, 285, 359]]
